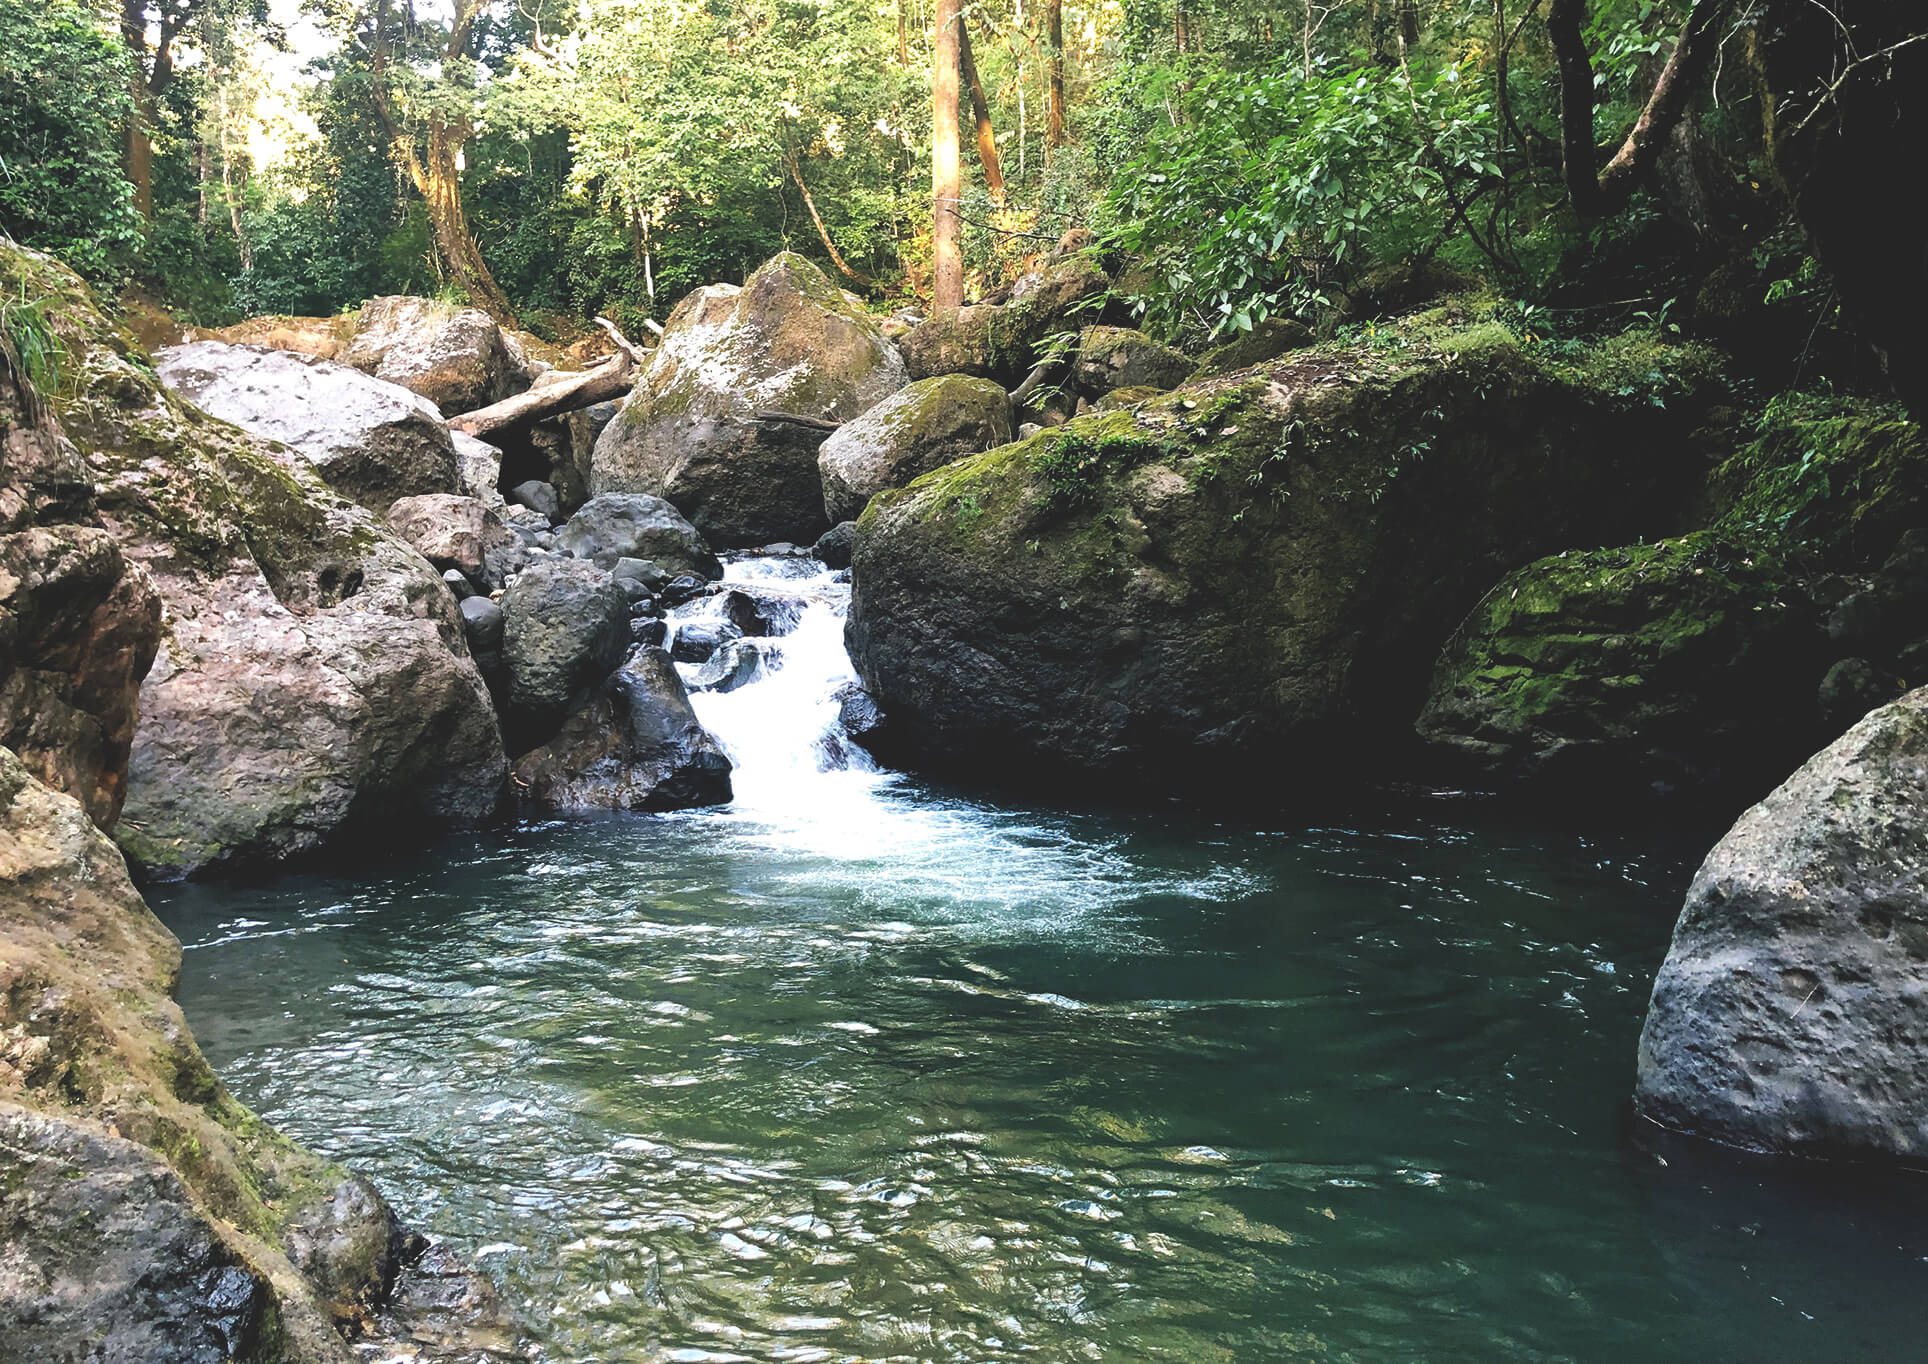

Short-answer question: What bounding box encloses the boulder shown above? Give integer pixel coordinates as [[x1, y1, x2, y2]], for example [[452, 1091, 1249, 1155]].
[[814, 520, 857, 569], [198, 312, 356, 360], [848, 315, 1724, 788], [512, 645, 733, 810], [898, 242, 1109, 385], [3, 248, 507, 880], [1191, 317, 1316, 379], [554, 493, 722, 579], [1416, 534, 1829, 801], [500, 558, 630, 740], [1817, 655, 1904, 729], [592, 253, 908, 546], [451, 430, 505, 506], [686, 637, 776, 693], [1634, 685, 1928, 1161], [719, 588, 803, 638], [817, 374, 1015, 525], [670, 620, 740, 664], [385, 493, 514, 585], [155, 341, 459, 513], [338, 295, 530, 416], [1070, 327, 1193, 397], [509, 479, 560, 521]]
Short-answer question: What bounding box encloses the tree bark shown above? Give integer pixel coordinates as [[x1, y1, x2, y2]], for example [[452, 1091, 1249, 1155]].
[[450, 355, 637, 438], [119, 0, 189, 221], [957, 18, 1006, 205], [1547, 0, 1736, 218], [932, 0, 965, 311], [1045, 0, 1066, 154]]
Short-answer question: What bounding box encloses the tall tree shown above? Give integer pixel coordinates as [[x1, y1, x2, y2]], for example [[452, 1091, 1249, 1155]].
[[367, 0, 513, 321], [957, 14, 1006, 204], [933, 0, 964, 309], [119, 0, 194, 219], [1044, 0, 1066, 153]]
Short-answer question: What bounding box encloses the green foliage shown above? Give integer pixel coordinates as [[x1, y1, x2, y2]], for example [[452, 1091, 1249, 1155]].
[[1, 285, 67, 398], [0, 2, 144, 286], [1031, 425, 1174, 509]]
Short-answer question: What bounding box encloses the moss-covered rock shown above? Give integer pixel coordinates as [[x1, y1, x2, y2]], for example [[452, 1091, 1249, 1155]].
[[898, 250, 1110, 385], [0, 242, 508, 880], [818, 374, 1015, 525], [847, 312, 1726, 789], [592, 254, 907, 546], [1416, 532, 1829, 801], [1190, 317, 1316, 380], [1070, 327, 1192, 397]]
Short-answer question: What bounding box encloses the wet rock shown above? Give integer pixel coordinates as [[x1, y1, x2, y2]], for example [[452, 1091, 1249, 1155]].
[[1417, 534, 1829, 802], [386, 493, 514, 585], [833, 681, 886, 749], [813, 520, 857, 569], [339, 295, 531, 416], [509, 479, 560, 522], [612, 556, 671, 592], [720, 588, 803, 638], [500, 558, 630, 741], [686, 637, 776, 693], [630, 617, 669, 648], [1071, 327, 1193, 397], [670, 620, 740, 664], [1635, 685, 1928, 1161], [1817, 656, 1905, 729], [818, 374, 1015, 525], [459, 594, 505, 654], [592, 253, 907, 546], [660, 574, 708, 608], [555, 493, 722, 579], [442, 568, 476, 600], [513, 645, 733, 810]]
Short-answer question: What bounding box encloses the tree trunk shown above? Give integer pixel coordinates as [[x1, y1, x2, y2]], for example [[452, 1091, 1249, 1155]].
[[957, 19, 1006, 205], [1045, 0, 1066, 154], [932, 0, 965, 311], [784, 129, 876, 288], [450, 355, 637, 438]]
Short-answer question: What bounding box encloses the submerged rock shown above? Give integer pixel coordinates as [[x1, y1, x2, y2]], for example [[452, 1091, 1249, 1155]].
[[817, 374, 1015, 525], [592, 253, 907, 546], [1635, 686, 1928, 1161], [513, 645, 733, 810], [1417, 534, 1828, 801], [555, 492, 722, 579], [339, 294, 531, 416], [154, 341, 459, 513], [848, 316, 1723, 788]]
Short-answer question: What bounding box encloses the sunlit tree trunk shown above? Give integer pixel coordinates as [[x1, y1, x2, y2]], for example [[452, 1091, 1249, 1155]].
[[957, 17, 1005, 205], [932, 0, 964, 311], [1044, 0, 1065, 155]]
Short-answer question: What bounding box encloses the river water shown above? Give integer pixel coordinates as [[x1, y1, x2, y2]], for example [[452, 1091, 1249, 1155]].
[[151, 559, 1928, 1363]]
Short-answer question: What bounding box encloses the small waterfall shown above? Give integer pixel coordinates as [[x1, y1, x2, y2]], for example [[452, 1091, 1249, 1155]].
[[672, 556, 879, 817]]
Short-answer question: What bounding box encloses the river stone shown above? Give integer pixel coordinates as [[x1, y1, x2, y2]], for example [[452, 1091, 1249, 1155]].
[[500, 558, 630, 738], [592, 253, 908, 546], [513, 645, 733, 810], [510, 479, 560, 521], [340, 295, 530, 416], [671, 620, 740, 664], [452, 430, 505, 506], [460, 594, 506, 653], [817, 374, 1015, 525], [1071, 327, 1193, 397], [1634, 685, 1928, 1161], [1416, 533, 1829, 802], [814, 520, 857, 570], [848, 310, 1723, 788], [386, 493, 514, 585], [687, 637, 777, 693], [720, 588, 803, 638], [555, 493, 722, 579], [154, 341, 459, 512]]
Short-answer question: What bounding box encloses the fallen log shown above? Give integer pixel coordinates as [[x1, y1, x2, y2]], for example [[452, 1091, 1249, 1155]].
[[450, 317, 646, 440], [751, 410, 843, 432]]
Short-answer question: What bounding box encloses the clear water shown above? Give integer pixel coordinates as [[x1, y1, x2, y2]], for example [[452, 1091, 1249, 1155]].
[[150, 563, 1928, 1363]]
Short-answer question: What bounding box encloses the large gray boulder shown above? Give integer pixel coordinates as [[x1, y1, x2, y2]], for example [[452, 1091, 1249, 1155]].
[[1635, 685, 1928, 1161], [555, 493, 722, 579], [155, 341, 459, 512], [386, 493, 514, 586], [500, 558, 630, 739], [592, 254, 907, 546], [817, 374, 1014, 525], [512, 645, 733, 810], [339, 295, 531, 416], [451, 430, 505, 506]]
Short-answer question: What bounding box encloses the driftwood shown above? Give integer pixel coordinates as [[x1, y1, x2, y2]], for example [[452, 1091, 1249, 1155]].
[[751, 409, 843, 432], [450, 317, 646, 439]]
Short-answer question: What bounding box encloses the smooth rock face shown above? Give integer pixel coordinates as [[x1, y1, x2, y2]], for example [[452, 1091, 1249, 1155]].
[[1417, 534, 1828, 801], [452, 430, 505, 506], [386, 494, 514, 586], [848, 326, 1719, 787], [500, 558, 630, 738], [155, 341, 459, 512], [339, 295, 530, 416], [1635, 686, 1928, 1161], [555, 493, 722, 579], [817, 375, 1015, 525], [1071, 327, 1193, 397], [592, 254, 907, 546], [513, 645, 732, 810]]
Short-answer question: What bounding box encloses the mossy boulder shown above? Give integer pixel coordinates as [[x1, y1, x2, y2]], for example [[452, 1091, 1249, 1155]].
[[1416, 533, 1829, 802], [1, 243, 508, 880], [592, 254, 907, 546], [1191, 317, 1315, 380], [898, 249, 1110, 386], [818, 374, 1015, 525], [847, 312, 1726, 789], [1070, 327, 1193, 397]]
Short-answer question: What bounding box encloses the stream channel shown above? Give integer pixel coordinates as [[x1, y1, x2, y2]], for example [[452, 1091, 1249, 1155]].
[[150, 555, 1928, 1362]]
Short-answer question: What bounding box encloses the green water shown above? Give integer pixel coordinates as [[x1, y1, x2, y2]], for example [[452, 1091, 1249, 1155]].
[[152, 777, 1928, 1363]]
